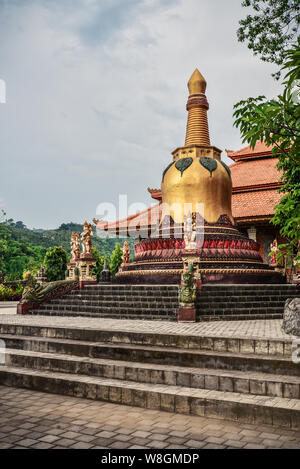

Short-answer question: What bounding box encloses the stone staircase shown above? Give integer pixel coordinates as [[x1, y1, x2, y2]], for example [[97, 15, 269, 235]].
[[29, 284, 299, 321], [31, 285, 178, 320], [197, 284, 299, 321], [0, 321, 299, 428]]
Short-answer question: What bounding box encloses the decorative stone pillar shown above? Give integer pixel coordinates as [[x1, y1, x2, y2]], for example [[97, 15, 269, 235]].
[[35, 265, 47, 284], [101, 259, 111, 283], [119, 241, 130, 272], [182, 251, 202, 290], [77, 257, 97, 289], [178, 261, 198, 323]]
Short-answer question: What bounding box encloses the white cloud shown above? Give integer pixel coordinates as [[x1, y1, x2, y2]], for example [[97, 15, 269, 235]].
[[0, 0, 282, 228]]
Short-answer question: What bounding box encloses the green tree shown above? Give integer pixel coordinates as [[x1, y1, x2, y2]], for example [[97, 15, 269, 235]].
[[233, 40, 300, 266], [109, 243, 123, 276], [91, 247, 109, 282], [237, 0, 300, 77], [43, 246, 68, 281]]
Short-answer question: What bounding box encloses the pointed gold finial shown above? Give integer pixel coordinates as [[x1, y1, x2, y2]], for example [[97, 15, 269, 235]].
[[185, 68, 210, 146], [188, 69, 206, 95]]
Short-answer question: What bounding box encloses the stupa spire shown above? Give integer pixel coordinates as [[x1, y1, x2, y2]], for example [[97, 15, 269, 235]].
[[185, 68, 210, 146]]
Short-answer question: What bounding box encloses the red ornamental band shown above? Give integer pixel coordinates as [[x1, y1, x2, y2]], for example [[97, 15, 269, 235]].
[[134, 238, 261, 261]]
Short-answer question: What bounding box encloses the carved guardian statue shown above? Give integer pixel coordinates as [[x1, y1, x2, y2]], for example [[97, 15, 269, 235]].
[[178, 263, 197, 307]]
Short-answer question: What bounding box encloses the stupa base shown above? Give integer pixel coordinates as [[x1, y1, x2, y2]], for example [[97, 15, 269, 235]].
[[115, 262, 284, 285]]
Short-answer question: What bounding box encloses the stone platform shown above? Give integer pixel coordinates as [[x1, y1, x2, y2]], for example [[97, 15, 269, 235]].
[[0, 314, 299, 430]]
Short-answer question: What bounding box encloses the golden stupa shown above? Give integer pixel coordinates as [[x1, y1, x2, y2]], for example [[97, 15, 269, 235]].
[[113, 68, 280, 285], [161, 69, 233, 224]]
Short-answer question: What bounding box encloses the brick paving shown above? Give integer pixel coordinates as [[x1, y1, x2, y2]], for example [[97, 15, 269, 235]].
[[0, 314, 296, 340], [0, 385, 299, 449]]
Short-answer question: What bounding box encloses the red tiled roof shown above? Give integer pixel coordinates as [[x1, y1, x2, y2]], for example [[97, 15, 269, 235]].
[[97, 204, 160, 234], [227, 140, 274, 161], [96, 144, 283, 234], [230, 157, 282, 189], [97, 186, 281, 234], [232, 189, 281, 219]]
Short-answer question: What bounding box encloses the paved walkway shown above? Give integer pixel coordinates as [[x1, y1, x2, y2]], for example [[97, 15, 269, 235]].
[[0, 385, 299, 449], [0, 314, 296, 340]]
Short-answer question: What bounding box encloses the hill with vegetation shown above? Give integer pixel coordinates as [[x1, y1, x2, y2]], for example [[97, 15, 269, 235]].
[[0, 220, 134, 280]]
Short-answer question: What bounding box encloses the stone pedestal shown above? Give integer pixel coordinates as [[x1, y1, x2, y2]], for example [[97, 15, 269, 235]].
[[17, 302, 36, 315], [67, 257, 97, 288], [67, 261, 79, 281], [77, 257, 97, 289], [178, 306, 196, 322]]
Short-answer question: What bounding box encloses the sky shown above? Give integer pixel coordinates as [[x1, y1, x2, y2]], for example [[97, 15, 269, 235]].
[[0, 0, 282, 229]]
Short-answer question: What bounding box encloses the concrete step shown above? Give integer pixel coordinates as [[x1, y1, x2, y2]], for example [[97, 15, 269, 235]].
[[35, 304, 284, 316], [197, 294, 299, 301], [82, 285, 179, 292], [0, 365, 299, 428], [52, 298, 290, 308], [49, 299, 178, 308], [34, 303, 177, 316], [197, 304, 284, 316], [199, 313, 283, 321], [0, 322, 292, 356], [197, 301, 293, 309], [5, 348, 300, 399], [59, 295, 178, 302], [201, 285, 298, 291], [0, 334, 298, 376], [30, 310, 177, 321]]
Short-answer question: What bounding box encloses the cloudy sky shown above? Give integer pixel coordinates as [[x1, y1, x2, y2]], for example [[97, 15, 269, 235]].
[[0, 0, 282, 229]]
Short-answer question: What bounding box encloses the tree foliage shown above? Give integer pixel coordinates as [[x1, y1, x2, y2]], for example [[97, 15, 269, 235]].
[[0, 223, 46, 280], [237, 0, 300, 76], [43, 246, 68, 282], [233, 39, 300, 265]]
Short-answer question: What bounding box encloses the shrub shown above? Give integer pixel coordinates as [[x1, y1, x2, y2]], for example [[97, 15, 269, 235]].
[[110, 243, 123, 277], [44, 246, 68, 282]]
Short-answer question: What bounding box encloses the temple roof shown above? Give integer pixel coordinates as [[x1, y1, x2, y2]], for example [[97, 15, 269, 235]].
[[96, 185, 282, 235], [231, 156, 282, 191], [97, 204, 160, 236], [226, 140, 274, 162], [96, 151, 282, 235], [232, 189, 282, 222]]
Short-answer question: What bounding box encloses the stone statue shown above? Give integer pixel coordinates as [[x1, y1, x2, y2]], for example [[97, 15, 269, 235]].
[[270, 238, 278, 266], [22, 271, 77, 304], [101, 259, 111, 282], [178, 262, 197, 307], [122, 241, 130, 265], [184, 212, 196, 251], [282, 298, 300, 337], [81, 221, 93, 257], [22, 271, 44, 303], [70, 232, 80, 261], [35, 265, 47, 284]]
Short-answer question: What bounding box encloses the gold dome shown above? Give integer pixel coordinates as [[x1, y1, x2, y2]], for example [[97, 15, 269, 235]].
[[161, 156, 233, 224]]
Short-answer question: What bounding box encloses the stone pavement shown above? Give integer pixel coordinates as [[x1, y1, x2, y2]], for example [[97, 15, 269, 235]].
[[0, 385, 299, 449], [0, 314, 296, 340]]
